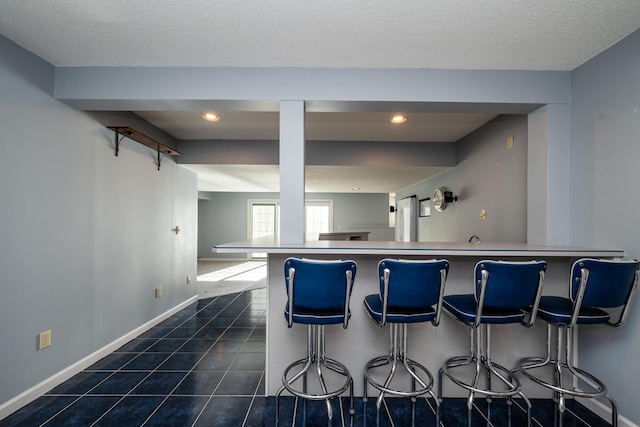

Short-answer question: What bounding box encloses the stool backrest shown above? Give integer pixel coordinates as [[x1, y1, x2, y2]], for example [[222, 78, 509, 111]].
[[474, 260, 547, 312], [378, 258, 449, 326], [284, 257, 357, 326], [570, 258, 639, 327], [378, 258, 448, 308]]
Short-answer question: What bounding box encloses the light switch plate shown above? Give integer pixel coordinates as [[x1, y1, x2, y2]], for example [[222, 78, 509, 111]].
[[507, 136, 514, 150]]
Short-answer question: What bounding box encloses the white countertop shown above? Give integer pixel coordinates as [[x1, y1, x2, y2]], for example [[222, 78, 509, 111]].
[[213, 236, 624, 258]]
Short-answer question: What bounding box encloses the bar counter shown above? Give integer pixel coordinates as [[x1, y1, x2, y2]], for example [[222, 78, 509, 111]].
[[213, 237, 624, 398]]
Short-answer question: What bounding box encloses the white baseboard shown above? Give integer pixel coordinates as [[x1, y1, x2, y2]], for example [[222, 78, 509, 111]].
[[198, 257, 250, 262], [578, 397, 638, 427], [0, 295, 198, 421]]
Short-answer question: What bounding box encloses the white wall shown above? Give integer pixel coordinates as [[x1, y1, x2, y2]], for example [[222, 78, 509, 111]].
[[569, 29, 640, 424], [0, 36, 198, 411]]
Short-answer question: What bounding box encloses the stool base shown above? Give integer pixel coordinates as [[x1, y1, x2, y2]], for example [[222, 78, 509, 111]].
[[276, 324, 354, 427], [439, 324, 532, 427], [363, 323, 439, 427], [515, 324, 618, 427]]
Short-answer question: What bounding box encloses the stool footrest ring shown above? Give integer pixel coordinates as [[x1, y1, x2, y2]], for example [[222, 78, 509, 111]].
[[441, 355, 523, 398], [364, 355, 434, 397], [281, 357, 352, 400], [515, 356, 608, 399]]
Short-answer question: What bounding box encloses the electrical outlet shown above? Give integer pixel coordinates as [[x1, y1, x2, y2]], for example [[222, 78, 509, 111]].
[[155, 287, 162, 298], [186, 276, 191, 285], [480, 209, 487, 220], [38, 330, 51, 350]]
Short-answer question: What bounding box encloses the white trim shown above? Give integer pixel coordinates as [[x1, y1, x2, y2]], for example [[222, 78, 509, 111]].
[[248, 199, 279, 260], [305, 199, 334, 234], [247, 199, 280, 239], [0, 295, 198, 421], [199, 257, 249, 262], [577, 398, 638, 427]]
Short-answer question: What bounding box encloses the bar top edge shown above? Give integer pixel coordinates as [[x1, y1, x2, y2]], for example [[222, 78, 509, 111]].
[[213, 237, 625, 258]]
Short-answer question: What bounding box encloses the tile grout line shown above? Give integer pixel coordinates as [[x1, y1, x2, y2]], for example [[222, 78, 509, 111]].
[[139, 292, 250, 427], [241, 370, 266, 427], [86, 295, 227, 427], [67, 292, 237, 427], [16, 287, 608, 427], [189, 291, 264, 427]]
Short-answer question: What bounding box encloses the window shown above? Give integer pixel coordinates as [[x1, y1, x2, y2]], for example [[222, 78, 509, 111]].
[[249, 201, 278, 259], [305, 200, 333, 240], [248, 200, 334, 255]]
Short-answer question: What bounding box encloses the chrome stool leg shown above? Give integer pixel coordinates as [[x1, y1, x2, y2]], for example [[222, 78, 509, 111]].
[[277, 324, 353, 427], [516, 324, 613, 427], [364, 323, 439, 427], [441, 324, 531, 427]]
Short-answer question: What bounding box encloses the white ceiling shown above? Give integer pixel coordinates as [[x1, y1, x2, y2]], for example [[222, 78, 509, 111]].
[[2, 1, 638, 193], [135, 111, 498, 142], [1, 1, 638, 70], [187, 164, 452, 194], [137, 110, 496, 193]]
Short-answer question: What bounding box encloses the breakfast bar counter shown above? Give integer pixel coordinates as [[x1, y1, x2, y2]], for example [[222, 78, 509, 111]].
[[213, 237, 624, 398]]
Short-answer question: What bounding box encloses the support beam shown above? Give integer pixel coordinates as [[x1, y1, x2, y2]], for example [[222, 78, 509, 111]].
[[527, 104, 570, 245], [279, 101, 306, 243]]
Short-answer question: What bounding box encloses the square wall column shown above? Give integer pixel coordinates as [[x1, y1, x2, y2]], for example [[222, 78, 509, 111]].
[[527, 104, 570, 245], [279, 100, 306, 243]]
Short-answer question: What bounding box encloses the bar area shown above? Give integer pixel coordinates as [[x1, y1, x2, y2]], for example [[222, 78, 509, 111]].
[[214, 237, 624, 399]]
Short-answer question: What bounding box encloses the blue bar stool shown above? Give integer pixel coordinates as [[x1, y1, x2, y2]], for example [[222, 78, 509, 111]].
[[275, 257, 357, 427], [515, 258, 639, 427], [439, 260, 547, 427], [363, 258, 449, 426]]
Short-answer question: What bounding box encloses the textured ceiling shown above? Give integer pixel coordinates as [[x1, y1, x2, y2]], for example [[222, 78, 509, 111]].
[[1, 0, 639, 70], [187, 164, 451, 194], [2, 0, 638, 193]]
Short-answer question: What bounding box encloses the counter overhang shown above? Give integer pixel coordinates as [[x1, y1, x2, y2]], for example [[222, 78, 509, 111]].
[[213, 236, 624, 258]]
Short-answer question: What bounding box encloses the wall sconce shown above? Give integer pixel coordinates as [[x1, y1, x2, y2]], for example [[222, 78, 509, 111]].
[[443, 191, 458, 203], [433, 187, 458, 212]]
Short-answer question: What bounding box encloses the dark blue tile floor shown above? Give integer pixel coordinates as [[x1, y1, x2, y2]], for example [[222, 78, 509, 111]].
[[0, 289, 611, 426]]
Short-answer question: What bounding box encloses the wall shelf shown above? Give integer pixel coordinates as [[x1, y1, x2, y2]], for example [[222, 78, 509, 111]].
[[108, 126, 181, 170]]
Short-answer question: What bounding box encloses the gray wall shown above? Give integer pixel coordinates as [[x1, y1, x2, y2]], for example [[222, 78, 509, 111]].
[[4, 24, 640, 424], [198, 192, 391, 258], [179, 139, 455, 168], [0, 36, 198, 407], [569, 29, 640, 422], [396, 115, 528, 243]]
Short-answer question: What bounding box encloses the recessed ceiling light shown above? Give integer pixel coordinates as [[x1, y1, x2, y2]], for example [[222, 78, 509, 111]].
[[390, 115, 407, 124], [202, 113, 220, 122], [352, 187, 360, 191]]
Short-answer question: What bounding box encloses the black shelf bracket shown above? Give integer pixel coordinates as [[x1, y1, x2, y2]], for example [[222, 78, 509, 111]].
[[108, 126, 181, 171], [113, 130, 131, 157], [157, 150, 167, 171]]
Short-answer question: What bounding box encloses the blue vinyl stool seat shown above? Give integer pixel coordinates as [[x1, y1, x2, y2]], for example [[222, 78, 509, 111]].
[[439, 260, 547, 427], [363, 258, 449, 427], [515, 258, 639, 427], [275, 257, 357, 427]]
